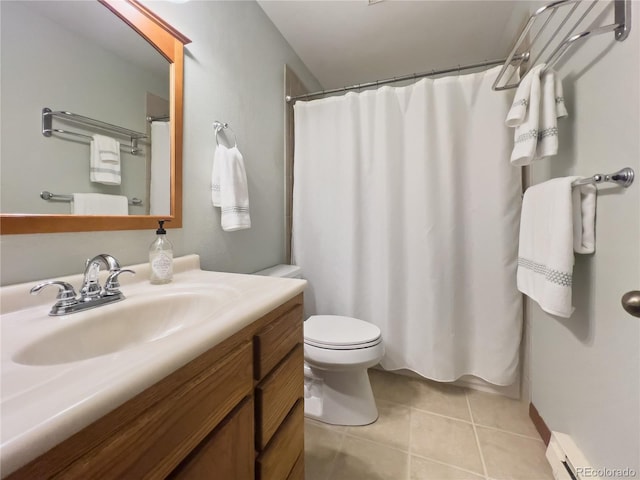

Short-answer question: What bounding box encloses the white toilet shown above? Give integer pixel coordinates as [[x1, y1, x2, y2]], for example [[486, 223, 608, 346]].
[[254, 264, 384, 426]]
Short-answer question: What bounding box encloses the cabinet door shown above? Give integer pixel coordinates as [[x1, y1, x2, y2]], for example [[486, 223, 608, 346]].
[[169, 397, 254, 479]]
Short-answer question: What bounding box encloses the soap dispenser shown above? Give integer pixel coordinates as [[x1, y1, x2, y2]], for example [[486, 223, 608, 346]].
[[149, 220, 173, 284]]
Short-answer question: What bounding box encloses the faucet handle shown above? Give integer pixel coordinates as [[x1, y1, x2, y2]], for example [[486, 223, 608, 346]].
[[30, 281, 79, 312], [104, 269, 135, 295]]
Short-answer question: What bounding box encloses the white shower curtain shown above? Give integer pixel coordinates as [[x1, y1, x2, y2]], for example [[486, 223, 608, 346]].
[[150, 121, 171, 216], [292, 66, 523, 385]]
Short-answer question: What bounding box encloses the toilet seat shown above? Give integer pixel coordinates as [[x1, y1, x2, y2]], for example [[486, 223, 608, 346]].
[[304, 315, 382, 350]]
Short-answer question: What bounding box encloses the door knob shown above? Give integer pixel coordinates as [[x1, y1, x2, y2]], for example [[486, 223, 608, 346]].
[[621, 291, 640, 317]]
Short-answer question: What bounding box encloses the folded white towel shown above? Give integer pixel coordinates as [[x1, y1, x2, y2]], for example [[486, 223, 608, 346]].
[[506, 65, 568, 166], [71, 193, 129, 215], [572, 180, 596, 254], [517, 177, 596, 318], [90, 134, 121, 185], [211, 145, 251, 231], [536, 69, 568, 159]]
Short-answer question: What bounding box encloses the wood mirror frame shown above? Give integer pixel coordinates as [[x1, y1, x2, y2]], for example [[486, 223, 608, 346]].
[[0, 0, 190, 235]]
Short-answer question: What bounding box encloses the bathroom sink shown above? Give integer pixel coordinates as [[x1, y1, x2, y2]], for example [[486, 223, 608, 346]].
[[13, 290, 232, 366]]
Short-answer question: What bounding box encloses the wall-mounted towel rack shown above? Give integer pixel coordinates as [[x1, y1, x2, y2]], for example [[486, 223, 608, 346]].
[[147, 115, 170, 122], [40, 191, 143, 206], [493, 0, 631, 90], [213, 120, 238, 147], [572, 167, 635, 188], [42, 108, 147, 155]]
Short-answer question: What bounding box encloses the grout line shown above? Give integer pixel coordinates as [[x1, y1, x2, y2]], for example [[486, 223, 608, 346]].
[[373, 397, 542, 442], [472, 423, 546, 442], [409, 405, 474, 424], [409, 451, 488, 479], [343, 432, 409, 455], [466, 392, 489, 479], [407, 408, 414, 479], [323, 425, 347, 480]]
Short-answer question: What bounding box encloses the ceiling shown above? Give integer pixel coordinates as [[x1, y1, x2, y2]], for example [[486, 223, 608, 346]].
[[257, 0, 533, 90]]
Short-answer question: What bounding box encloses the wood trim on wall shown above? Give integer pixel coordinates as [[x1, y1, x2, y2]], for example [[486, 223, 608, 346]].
[[529, 402, 552, 445]]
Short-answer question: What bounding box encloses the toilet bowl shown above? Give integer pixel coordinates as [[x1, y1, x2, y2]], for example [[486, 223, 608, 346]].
[[254, 264, 384, 426]]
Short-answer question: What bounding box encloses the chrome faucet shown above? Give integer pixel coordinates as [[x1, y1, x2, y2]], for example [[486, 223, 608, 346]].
[[30, 254, 135, 316]]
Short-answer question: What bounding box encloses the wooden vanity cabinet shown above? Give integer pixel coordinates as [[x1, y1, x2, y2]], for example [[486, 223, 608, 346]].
[[7, 294, 304, 480]]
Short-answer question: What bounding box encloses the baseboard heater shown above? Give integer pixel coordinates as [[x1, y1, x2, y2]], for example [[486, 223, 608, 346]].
[[546, 432, 599, 480]]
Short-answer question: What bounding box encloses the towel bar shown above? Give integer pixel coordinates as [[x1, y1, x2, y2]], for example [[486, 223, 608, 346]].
[[42, 108, 146, 155], [40, 191, 143, 206], [213, 120, 238, 147], [571, 167, 635, 188]]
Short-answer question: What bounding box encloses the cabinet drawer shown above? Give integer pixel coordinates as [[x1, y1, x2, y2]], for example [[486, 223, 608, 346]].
[[254, 304, 303, 380], [255, 344, 303, 450], [256, 399, 304, 480], [168, 397, 254, 479], [286, 452, 304, 480], [57, 341, 253, 479]]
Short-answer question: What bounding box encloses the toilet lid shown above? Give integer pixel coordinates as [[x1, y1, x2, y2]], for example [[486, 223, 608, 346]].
[[304, 315, 382, 349]]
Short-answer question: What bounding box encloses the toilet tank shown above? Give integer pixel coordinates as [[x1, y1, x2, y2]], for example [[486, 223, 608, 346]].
[[253, 264, 302, 279]]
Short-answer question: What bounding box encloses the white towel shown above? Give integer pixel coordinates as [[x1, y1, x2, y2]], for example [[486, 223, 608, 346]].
[[506, 65, 568, 166], [71, 193, 129, 215], [517, 177, 596, 318], [211, 145, 251, 231], [90, 134, 121, 185]]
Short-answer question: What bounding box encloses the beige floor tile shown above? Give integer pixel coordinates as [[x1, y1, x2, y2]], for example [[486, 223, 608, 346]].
[[370, 369, 470, 420], [408, 378, 470, 421], [329, 436, 409, 480], [477, 427, 554, 480], [370, 369, 417, 406], [410, 456, 485, 479], [467, 390, 539, 438], [305, 421, 345, 480], [306, 416, 348, 434], [410, 410, 484, 475], [346, 400, 411, 451]]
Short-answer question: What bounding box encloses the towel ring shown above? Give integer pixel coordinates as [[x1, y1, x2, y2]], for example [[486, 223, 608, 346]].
[[213, 121, 237, 147]]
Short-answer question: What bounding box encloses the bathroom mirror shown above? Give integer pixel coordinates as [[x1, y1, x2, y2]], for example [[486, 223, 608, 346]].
[[0, 0, 190, 234]]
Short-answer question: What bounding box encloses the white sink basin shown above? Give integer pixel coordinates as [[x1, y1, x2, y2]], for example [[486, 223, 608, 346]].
[[13, 290, 233, 366]]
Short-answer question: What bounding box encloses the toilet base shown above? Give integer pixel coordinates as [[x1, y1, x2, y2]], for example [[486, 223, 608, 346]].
[[304, 366, 378, 426]]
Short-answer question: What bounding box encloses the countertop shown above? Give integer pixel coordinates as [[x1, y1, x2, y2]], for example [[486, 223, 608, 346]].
[[0, 254, 306, 476]]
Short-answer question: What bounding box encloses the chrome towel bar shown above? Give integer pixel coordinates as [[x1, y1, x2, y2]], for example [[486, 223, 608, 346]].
[[571, 167, 635, 188], [40, 191, 143, 206]]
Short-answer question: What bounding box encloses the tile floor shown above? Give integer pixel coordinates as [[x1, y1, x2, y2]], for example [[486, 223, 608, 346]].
[[304, 369, 554, 480]]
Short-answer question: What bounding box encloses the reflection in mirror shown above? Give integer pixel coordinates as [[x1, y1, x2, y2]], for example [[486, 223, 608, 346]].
[[0, 1, 170, 216]]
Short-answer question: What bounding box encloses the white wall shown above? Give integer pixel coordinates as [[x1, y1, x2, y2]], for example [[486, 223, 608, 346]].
[[0, 0, 320, 285], [529, 3, 639, 474]]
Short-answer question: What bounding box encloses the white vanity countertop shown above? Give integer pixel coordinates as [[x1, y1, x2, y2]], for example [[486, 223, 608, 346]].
[[0, 254, 306, 476]]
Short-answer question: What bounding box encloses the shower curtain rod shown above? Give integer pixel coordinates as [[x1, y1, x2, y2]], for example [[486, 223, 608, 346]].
[[285, 53, 529, 103]]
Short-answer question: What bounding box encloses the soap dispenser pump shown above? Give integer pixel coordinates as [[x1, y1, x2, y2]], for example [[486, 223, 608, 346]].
[[149, 219, 173, 284]]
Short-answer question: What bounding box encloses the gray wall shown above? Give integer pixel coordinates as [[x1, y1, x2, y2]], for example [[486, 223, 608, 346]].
[[0, 1, 320, 285], [0, 1, 168, 214], [529, 3, 640, 474]]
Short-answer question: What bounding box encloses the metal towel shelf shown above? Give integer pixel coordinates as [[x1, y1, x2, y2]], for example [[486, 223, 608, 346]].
[[493, 0, 631, 90], [42, 108, 147, 155]]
